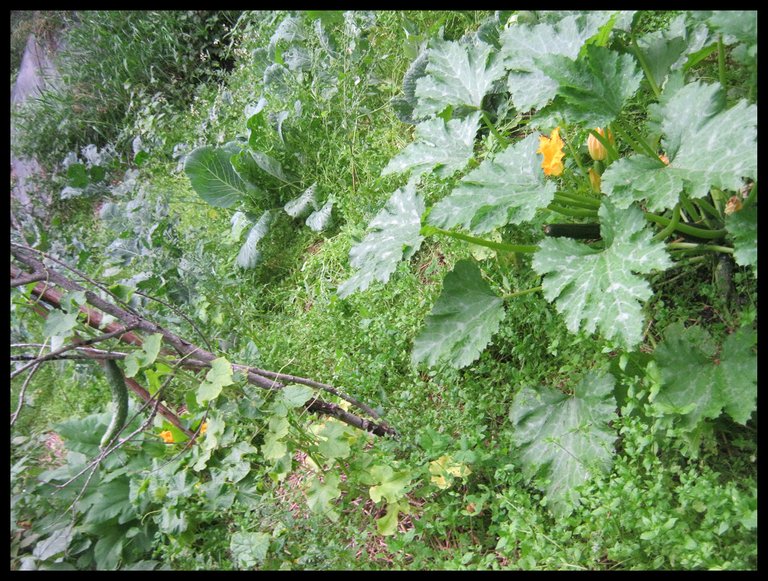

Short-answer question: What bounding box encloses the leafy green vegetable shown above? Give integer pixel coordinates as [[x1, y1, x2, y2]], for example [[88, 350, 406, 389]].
[[281, 384, 314, 408], [510, 370, 617, 516], [654, 323, 757, 427], [500, 12, 611, 111], [124, 333, 163, 378], [381, 113, 480, 179], [305, 200, 334, 232], [284, 183, 319, 218], [368, 465, 411, 504], [337, 182, 425, 298], [184, 145, 253, 208], [532, 201, 671, 349], [412, 260, 505, 369], [539, 45, 643, 127], [603, 82, 757, 211], [317, 421, 351, 460], [413, 39, 505, 117], [428, 133, 556, 234], [236, 211, 273, 270]]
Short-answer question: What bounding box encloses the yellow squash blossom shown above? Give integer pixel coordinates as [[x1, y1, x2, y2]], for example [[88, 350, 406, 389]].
[[587, 127, 615, 161], [159, 430, 174, 444], [199, 422, 208, 435], [537, 128, 565, 177]]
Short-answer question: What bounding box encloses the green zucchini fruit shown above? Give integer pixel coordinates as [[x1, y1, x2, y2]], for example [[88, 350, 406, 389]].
[[99, 359, 129, 449]]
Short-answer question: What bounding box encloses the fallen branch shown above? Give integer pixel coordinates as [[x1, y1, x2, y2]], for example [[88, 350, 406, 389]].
[[11, 243, 396, 437]]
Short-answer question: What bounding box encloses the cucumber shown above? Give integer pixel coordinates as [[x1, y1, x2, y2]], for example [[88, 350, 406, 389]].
[[100, 359, 129, 449]]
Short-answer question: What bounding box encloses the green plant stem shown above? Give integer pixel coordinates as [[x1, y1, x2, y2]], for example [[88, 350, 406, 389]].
[[679, 194, 703, 223], [548, 204, 599, 218], [693, 196, 722, 222], [717, 34, 727, 95], [644, 212, 726, 240], [501, 285, 543, 301], [651, 204, 680, 242], [553, 193, 601, 210], [420, 225, 538, 253], [480, 110, 509, 147], [563, 134, 588, 176], [612, 119, 663, 163], [590, 129, 619, 164], [556, 190, 602, 207], [666, 242, 734, 254], [631, 37, 662, 99]]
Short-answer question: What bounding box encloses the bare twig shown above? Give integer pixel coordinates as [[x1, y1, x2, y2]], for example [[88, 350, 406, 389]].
[[10, 341, 49, 428], [10, 325, 138, 380]]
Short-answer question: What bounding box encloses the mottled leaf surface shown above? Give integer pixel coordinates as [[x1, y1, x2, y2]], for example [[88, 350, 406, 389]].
[[412, 260, 505, 369], [538, 45, 642, 128], [603, 82, 757, 211], [500, 12, 611, 111], [510, 371, 617, 516], [337, 183, 424, 298], [532, 202, 672, 349], [382, 113, 480, 179], [654, 323, 757, 427], [726, 206, 757, 276], [236, 211, 273, 270], [413, 40, 505, 117], [428, 133, 556, 234]]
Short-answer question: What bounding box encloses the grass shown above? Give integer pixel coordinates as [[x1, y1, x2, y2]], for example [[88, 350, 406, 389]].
[[10, 10, 757, 571]]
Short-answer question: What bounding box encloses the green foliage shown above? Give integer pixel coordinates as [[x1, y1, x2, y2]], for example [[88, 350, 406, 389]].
[[10, 9, 757, 572], [510, 370, 617, 516], [428, 133, 556, 234], [337, 183, 425, 298], [653, 322, 757, 427], [411, 260, 505, 369], [533, 201, 672, 349]]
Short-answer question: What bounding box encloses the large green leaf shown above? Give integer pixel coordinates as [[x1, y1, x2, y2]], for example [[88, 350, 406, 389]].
[[602, 82, 757, 211], [635, 14, 710, 88], [337, 183, 425, 298], [284, 183, 318, 218], [538, 45, 643, 128], [654, 323, 757, 428], [726, 206, 757, 276], [500, 12, 612, 111], [230, 531, 270, 569], [412, 39, 505, 117], [184, 145, 253, 208], [532, 201, 672, 349], [196, 357, 234, 404], [317, 421, 352, 460], [427, 133, 556, 234], [412, 260, 505, 369], [305, 200, 334, 232], [368, 465, 412, 504], [510, 371, 617, 516], [382, 113, 480, 179], [305, 472, 342, 522], [236, 210, 273, 270], [124, 332, 163, 378]]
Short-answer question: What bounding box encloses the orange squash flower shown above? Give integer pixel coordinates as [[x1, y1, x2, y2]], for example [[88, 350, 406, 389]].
[[159, 430, 174, 444], [537, 128, 565, 177]]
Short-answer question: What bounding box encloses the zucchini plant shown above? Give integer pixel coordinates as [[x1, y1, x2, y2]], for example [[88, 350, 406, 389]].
[[338, 10, 757, 514]]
